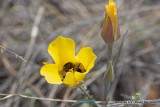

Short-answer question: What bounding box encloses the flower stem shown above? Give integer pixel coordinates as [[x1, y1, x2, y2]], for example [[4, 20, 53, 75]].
[[79, 86, 92, 100], [107, 43, 113, 66], [103, 43, 113, 105]]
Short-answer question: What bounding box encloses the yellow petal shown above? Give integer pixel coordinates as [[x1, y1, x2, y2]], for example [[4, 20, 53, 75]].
[[82, 43, 85, 48], [63, 72, 76, 87], [76, 47, 97, 72], [74, 71, 87, 82], [40, 64, 62, 84], [107, 0, 118, 33], [48, 36, 77, 71], [108, 0, 117, 23]]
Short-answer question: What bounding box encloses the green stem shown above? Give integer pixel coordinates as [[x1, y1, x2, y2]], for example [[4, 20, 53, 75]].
[[103, 43, 113, 105], [79, 86, 92, 100], [107, 43, 113, 66]]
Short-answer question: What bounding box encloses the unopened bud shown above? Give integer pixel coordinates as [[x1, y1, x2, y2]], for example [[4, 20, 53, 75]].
[[101, 0, 120, 44], [104, 61, 115, 83]]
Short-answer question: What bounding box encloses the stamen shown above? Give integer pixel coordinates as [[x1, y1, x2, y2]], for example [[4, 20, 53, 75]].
[[63, 62, 86, 73], [63, 62, 74, 72]]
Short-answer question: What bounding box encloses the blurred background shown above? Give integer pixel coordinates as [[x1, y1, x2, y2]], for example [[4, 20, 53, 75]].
[[0, 0, 160, 107]]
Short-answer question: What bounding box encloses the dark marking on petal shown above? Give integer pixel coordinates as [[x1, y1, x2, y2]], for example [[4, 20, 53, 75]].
[[77, 68, 82, 73], [63, 62, 74, 72]]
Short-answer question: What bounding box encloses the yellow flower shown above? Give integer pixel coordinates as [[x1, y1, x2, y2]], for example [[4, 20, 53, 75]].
[[101, 0, 120, 44], [40, 36, 97, 88]]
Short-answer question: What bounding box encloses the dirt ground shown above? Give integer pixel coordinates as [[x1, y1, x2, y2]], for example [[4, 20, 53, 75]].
[[0, 0, 160, 107]]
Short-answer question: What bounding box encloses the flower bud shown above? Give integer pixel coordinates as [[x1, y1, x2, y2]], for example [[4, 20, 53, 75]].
[[101, 0, 120, 44], [104, 61, 114, 83]]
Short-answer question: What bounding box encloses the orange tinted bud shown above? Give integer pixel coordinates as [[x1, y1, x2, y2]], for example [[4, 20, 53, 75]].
[[101, 0, 120, 44]]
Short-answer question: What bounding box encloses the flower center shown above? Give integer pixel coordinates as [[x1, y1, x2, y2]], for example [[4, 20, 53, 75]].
[[63, 62, 86, 73]]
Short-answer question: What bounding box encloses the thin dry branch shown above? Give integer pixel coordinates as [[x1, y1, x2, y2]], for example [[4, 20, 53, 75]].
[[0, 93, 160, 106], [0, 45, 26, 62]]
